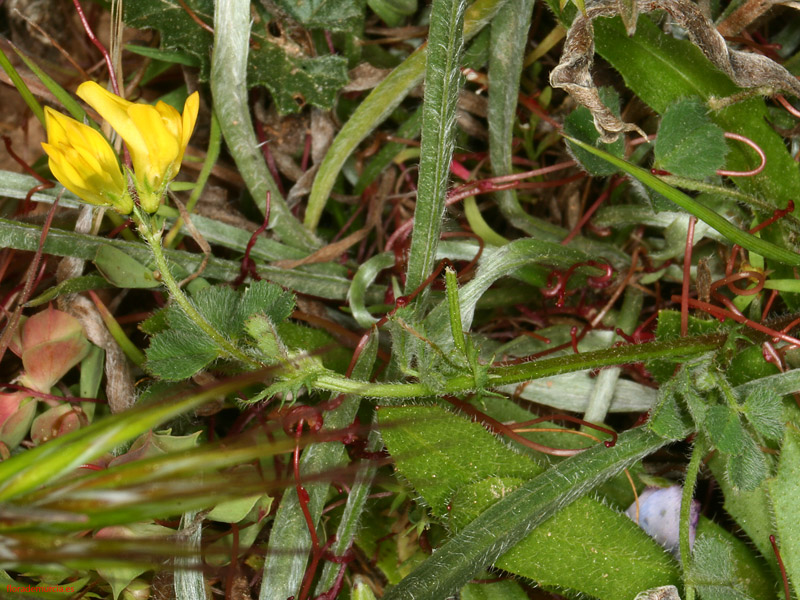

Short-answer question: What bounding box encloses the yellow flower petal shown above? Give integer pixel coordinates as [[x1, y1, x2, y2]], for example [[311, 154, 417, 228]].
[[177, 92, 200, 174], [77, 81, 149, 161], [42, 106, 131, 214], [127, 103, 180, 191], [75, 82, 200, 213]]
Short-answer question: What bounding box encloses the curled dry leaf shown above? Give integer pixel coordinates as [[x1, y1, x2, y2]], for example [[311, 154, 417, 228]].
[[550, 0, 800, 142]]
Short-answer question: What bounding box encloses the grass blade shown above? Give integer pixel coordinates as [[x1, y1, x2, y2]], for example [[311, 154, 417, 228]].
[[565, 136, 800, 266], [404, 0, 467, 301], [304, 0, 510, 231]]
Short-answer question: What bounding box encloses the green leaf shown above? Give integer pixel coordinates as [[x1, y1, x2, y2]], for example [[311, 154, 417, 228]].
[[237, 280, 296, 330], [768, 426, 800, 596], [687, 534, 757, 600], [742, 388, 784, 442], [460, 578, 529, 600], [381, 407, 679, 598], [450, 476, 679, 599], [0, 376, 261, 501], [305, 0, 509, 230], [206, 494, 270, 524], [488, 0, 535, 224], [381, 426, 675, 600], [728, 344, 781, 387], [379, 406, 540, 517], [404, 0, 467, 301], [146, 329, 220, 381], [273, 0, 364, 31], [368, 0, 416, 26], [124, 0, 348, 114], [648, 386, 694, 440], [705, 405, 748, 455], [654, 98, 727, 179], [725, 434, 768, 492], [94, 245, 161, 289], [564, 87, 626, 176], [247, 39, 349, 115], [25, 275, 112, 308]]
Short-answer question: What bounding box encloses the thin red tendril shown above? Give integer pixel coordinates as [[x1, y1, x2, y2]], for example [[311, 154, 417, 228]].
[[443, 395, 601, 456], [254, 119, 286, 196], [511, 414, 618, 447], [2, 136, 54, 214], [542, 261, 613, 307], [1, 383, 103, 405], [762, 288, 780, 322], [674, 296, 800, 347], [177, 0, 214, 34], [71, 0, 120, 95], [775, 94, 800, 119], [562, 177, 623, 245], [717, 132, 766, 177], [234, 192, 271, 286], [770, 535, 791, 600]]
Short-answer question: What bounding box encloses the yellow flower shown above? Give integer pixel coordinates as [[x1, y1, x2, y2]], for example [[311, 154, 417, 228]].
[[76, 82, 199, 213], [41, 107, 132, 214]]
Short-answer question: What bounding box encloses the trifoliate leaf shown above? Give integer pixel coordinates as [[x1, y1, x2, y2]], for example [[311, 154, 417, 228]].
[[654, 98, 728, 179], [145, 282, 297, 380], [145, 329, 219, 381], [742, 388, 784, 442], [237, 280, 295, 327]]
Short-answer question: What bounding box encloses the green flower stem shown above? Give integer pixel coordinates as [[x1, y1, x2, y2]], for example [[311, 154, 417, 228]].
[[681, 435, 707, 600], [133, 208, 261, 369], [314, 333, 725, 398]]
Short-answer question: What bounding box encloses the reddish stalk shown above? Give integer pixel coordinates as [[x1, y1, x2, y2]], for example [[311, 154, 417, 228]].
[[107, 218, 134, 238], [770, 535, 791, 600], [301, 131, 312, 172], [2, 136, 54, 214], [233, 192, 271, 286], [681, 216, 697, 337], [254, 119, 286, 196], [71, 0, 120, 95], [775, 94, 800, 119], [762, 288, 779, 322], [673, 296, 800, 347], [1, 384, 103, 405], [443, 395, 607, 456], [717, 132, 766, 177], [224, 523, 240, 600], [177, 0, 214, 34], [591, 247, 641, 328], [511, 414, 617, 446], [562, 177, 623, 245]]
